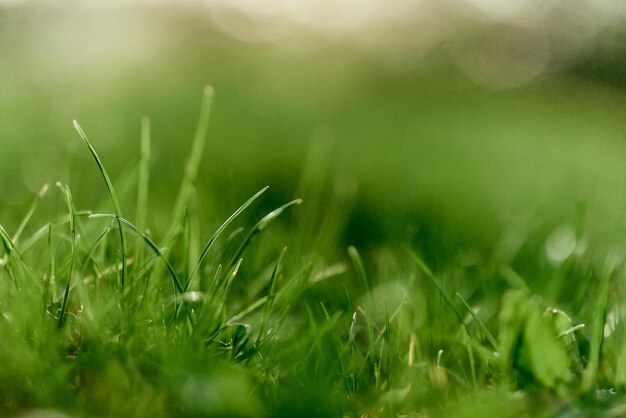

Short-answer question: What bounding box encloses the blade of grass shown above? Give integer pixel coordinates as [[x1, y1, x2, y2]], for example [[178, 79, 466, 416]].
[[0, 225, 40, 284], [186, 186, 268, 291], [89, 213, 183, 294], [58, 184, 76, 328], [407, 247, 464, 324], [257, 247, 287, 343], [182, 209, 191, 284], [228, 296, 268, 324], [131, 252, 162, 319], [80, 227, 111, 268], [208, 258, 244, 328], [187, 187, 201, 286], [224, 199, 302, 275], [265, 247, 286, 320], [20, 211, 92, 254], [220, 258, 244, 303], [347, 245, 375, 355], [581, 258, 613, 392], [13, 183, 49, 243], [74, 120, 128, 289], [320, 302, 352, 396], [90, 213, 198, 331], [43, 223, 53, 314], [456, 292, 499, 351], [0, 225, 13, 255], [166, 86, 214, 242], [347, 245, 369, 294], [136, 117, 151, 267]]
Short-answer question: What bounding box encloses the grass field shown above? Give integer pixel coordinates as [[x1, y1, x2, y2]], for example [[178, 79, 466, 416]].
[[4, 5, 626, 417]]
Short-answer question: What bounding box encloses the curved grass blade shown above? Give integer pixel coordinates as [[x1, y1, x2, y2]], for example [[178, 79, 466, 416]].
[[89, 213, 183, 294], [348, 245, 369, 294], [74, 120, 128, 289], [224, 199, 302, 275], [186, 186, 269, 291]]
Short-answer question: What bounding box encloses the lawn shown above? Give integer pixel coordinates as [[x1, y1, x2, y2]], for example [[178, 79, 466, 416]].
[[3, 4, 626, 417]]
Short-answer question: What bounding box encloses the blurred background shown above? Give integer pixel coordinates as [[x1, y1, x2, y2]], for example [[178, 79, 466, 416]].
[[2, 0, 626, 261]]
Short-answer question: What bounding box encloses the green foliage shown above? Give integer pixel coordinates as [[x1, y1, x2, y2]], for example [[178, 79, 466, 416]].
[[2, 89, 626, 417]]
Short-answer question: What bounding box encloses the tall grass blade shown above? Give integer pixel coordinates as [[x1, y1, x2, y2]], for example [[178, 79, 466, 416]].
[[182, 209, 191, 283], [43, 223, 53, 314], [74, 120, 128, 288], [167, 86, 214, 241], [58, 184, 76, 328], [136, 117, 151, 267]]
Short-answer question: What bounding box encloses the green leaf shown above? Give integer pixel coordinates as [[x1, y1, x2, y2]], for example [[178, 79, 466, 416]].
[[523, 305, 572, 390], [499, 290, 573, 392]]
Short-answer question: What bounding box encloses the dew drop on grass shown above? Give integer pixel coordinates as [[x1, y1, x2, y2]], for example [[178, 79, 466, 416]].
[[545, 227, 576, 265]]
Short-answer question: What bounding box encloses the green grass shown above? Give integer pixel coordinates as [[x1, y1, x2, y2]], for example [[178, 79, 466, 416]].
[[2, 88, 626, 418]]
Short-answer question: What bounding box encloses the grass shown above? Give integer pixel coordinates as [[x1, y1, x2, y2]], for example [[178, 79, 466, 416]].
[[2, 88, 626, 418]]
